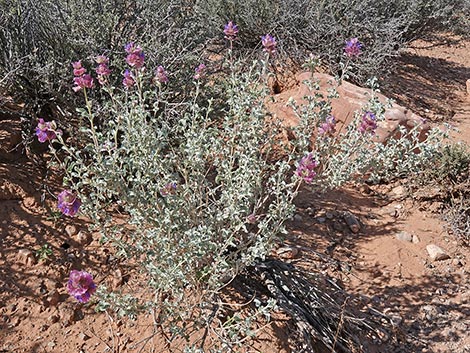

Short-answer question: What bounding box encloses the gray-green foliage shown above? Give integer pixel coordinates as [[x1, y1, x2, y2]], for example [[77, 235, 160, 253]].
[[43, 48, 447, 347]]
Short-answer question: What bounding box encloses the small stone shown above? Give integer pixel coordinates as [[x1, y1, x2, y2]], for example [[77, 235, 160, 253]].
[[293, 214, 303, 223], [75, 231, 91, 246], [276, 246, 300, 259], [452, 258, 463, 267], [59, 304, 78, 326], [396, 231, 412, 242], [343, 212, 360, 233], [112, 269, 124, 289], [391, 185, 406, 199], [325, 211, 334, 219], [412, 235, 420, 243], [78, 332, 90, 341], [316, 217, 326, 223], [426, 244, 450, 261], [17, 249, 36, 266], [48, 314, 60, 324], [466, 79, 470, 96], [47, 290, 60, 306], [65, 224, 78, 237], [420, 305, 439, 321]]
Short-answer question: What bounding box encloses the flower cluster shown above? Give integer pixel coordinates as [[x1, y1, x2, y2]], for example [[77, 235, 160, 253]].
[[344, 38, 362, 58], [160, 182, 177, 197], [67, 270, 97, 303], [72, 61, 94, 92], [194, 63, 207, 80], [95, 55, 111, 85], [224, 21, 239, 41], [57, 190, 81, 217], [153, 65, 168, 84], [261, 34, 277, 55], [318, 115, 337, 137], [358, 111, 378, 134], [122, 69, 135, 88], [124, 42, 145, 69], [295, 154, 319, 184], [35, 118, 60, 143]]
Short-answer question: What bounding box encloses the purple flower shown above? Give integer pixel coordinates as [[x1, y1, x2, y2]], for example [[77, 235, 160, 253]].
[[194, 63, 207, 80], [57, 190, 81, 217], [122, 69, 135, 88], [224, 21, 239, 40], [124, 42, 145, 69], [261, 34, 277, 55], [358, 111, 378, 134], [160, 182, 177, 197], [35, 118, 60, 143], [72, 60, 86, 77], [67, 270, 97, 303], [344, 38, 362, 58], [73, 74, 94, 92], [153, 65, 168, 84], [295, 154, 319, 184], [318, 115, 337, 136]]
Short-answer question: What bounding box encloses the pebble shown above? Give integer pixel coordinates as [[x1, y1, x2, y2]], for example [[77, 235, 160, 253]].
[[65, 224, 78, 237], [293, 214, 303, 223], [412, 234, 420, 244], [316, 217, 326, 223], [343, 212, 360, 233], [426, 244, 450, 261], [17, 249, 36, 266], [112, 269, 124, 289], [47, 290, 60, 307], [276, 246, 300, 259], [75, 231, 92, 246], [396, 231, 413, 242]]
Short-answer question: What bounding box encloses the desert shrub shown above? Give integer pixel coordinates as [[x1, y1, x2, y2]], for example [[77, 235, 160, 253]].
[[196, 0, 470, 82], [37, 34, 446, 348], [1, 0, 468, 111], [0, 0, 207, 107]]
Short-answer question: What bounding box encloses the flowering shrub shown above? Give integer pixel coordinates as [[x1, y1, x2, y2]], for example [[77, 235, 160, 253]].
[[67, 270, 97, 303], [38, 25, 446, 348]]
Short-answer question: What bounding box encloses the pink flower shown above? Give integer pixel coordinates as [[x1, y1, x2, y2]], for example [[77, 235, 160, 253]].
[[358, 111, 377, 134], [122, 69, 135, 88], [124, 42, 145, 69], [57, 190, 81, 217], [261, 34, 277, 55], [295, 154, 319, 184], [160, 182, 177, 197], [318, 115, 337, 137], [224, 21, 239, 40], [67, 270, 97, 303], [344, 38, 363, 59], [153, 65, 168, 84], [194, 64, 206, 80], [35, 118, 60, 143], [72, 60, 86, 76], [73, 74, 94, 92]]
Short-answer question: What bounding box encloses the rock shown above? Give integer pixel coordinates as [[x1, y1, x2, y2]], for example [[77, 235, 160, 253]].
[[65, 224, 78, 237], [396, 231, 413, 242], [112, 269, 124, 289], [17, 249, 36, 266], [276, 246, 300, 259], [452, 258, 464, 267], [420, 305, 439, 321], [48, 314, 60, 324], [412, 234, 420, 244], [343, 212, 360, 233], [466, 79, 470, 96], [78, 332, 90, 341], [426, 244, 450, 261], [47, 290, 60, 306], [293, 214, 303, 223], [391, 185, 407, 200], [59, 304, 79, 326], [75, 231, 92, 246], [325, 211, 334, 219], [316, 217, 326, 223]]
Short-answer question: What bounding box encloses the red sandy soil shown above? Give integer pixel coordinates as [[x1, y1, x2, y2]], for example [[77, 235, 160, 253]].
[[1, 32, 469, 353]]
